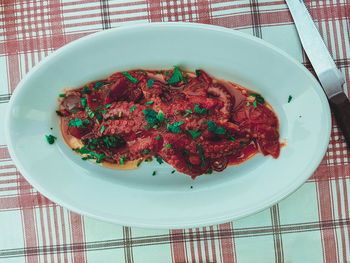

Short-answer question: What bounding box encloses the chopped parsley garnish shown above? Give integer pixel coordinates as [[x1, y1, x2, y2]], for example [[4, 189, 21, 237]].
[[68, 118, 90, 128], [136, 159, 142, 167], [59, 93, 66, 98], [248, 92, 265, 104], [86, 107, 94, 118], [183, 107, 192, 117], [122, 72, 139, 84], [72, 110, 78, 114], [187, 129, 201, 139], [143, 109, 158, 127], [130, 105, 136, 113], [141, 149, 150, 154], [120, 156, 125, 165], [201, 120, 226, 134], [45, 135, 57, 145], [195, 69, 202, 77], [164, 143, 172, 149], [156, 134, 161, 140], [146, 100, 154, 105], [171, 170, 176, 174], [155, 156, 163, 164], [152, 171, 157, 176], [240, 141, 246, 146], [205, 168, 213, 174], [147, 79, 154, 88], [74, 145, 110, 163], [118, 111, 122, 117], [253, 101, 257, 108], [93, 81, 105, 90], [157, 110, 165, 123], [102, 136, 124, 149], [226, 134, 235, 142], [100, 125, 105, 134], [167, 121, 184, 134], [81, 97, 87, 107], [288, 95, 293, 103], [194, 104, 209, 114], [136, 131, 142, 134], [82, 86, 92, 94], [246, 102, 250, 107], [143, 109, 164, 128], [106, 104, 112, 108], [167, 66, 187, 84], [197, 144, 205, 168]]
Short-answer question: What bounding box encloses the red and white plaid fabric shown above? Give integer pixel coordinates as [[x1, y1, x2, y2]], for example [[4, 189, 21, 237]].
[[1, 0, 350, 262]]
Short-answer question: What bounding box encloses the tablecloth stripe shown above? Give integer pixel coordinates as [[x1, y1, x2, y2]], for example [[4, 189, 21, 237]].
[[1, 0, 350, 262]]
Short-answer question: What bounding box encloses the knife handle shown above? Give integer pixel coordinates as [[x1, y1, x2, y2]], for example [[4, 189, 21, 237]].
[[329, 92, 350, 147]]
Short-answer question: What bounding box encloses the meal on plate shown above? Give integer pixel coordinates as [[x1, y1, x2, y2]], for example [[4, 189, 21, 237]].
[[56, 67, 281, 179]]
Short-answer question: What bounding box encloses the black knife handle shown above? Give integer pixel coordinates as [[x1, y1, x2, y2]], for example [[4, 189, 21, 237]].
[[329, 92, 350, 147]]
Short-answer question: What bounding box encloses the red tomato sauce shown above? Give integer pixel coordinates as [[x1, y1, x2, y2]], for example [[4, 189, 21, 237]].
[[57, 67, 281, 179]]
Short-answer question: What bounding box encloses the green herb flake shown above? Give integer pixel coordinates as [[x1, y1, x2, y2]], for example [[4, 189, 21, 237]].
[[155, 156, 164, 165], [147, 79, 154, 88], [45, 134, 57, 145], [93, 81, 105, 90], [122, 72, 139, 84], [197, 144, 205, 168], [157, 110, 165, 123], [82, 86, 92, 94], [156, 134, 161, 140], [248, 92, 265, 104], [194, 104, 209, 115], [85, 107, 94, 118], [120, 157, 124, 165], [81, 97, 87, 107], [167, 121, 184, 134], [136, 131, 142, 134], [59, 93, 66, 98], [253, 101, 257, 108], [68, 118, 84, 128], [226, 134, 235, 142], [246, 102, 250, 107], [171, 170, 176, 174], [205, 168, 213, 174], [188, 129, 202, 139], [164, 143, 172, 149], [240, 141, 246, 146], [167, 66, 187, 84], [152, 171, 157, 176], [136, 159, 142, 167], [106, 104, 112, 108], [118, 111, 122, 117], [288, 95, 293, 103], [201, 120, 226, 134], [195, 69, 202, 77], [100, 125, 105, 134], [72, 110, 78, 114], [142, 149, 150, 154], [130, 105, 136, 113], [146, 100, 154, 105], [143, 109, 160, 127]]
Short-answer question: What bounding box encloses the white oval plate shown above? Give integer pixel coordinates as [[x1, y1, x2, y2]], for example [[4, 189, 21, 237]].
[[5, 23, 331, 229]]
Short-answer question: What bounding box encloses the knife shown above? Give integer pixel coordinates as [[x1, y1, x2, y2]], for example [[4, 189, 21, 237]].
[[285, 0, 350, 147]]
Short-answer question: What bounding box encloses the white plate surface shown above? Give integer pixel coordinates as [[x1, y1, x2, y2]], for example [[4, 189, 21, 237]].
[[5, 23, 331, 229]]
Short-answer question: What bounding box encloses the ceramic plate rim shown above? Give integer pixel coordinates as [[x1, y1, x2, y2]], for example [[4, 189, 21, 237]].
[[5, 22, 331, 228]]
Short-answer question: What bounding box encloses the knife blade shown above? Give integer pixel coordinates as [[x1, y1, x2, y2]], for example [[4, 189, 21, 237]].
[[285, 0, 350, 147]]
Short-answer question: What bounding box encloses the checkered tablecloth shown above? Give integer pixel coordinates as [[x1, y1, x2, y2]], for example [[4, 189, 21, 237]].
[[1, 0, 350, 262]]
